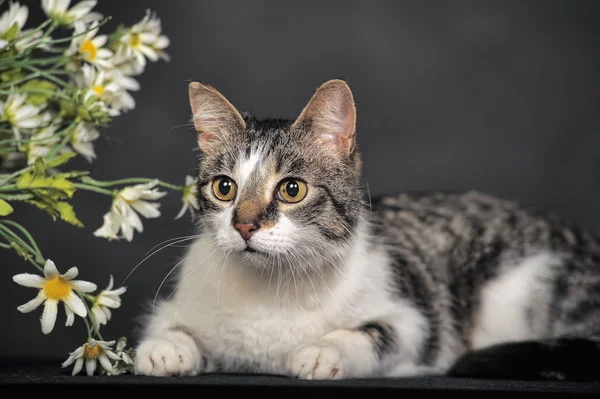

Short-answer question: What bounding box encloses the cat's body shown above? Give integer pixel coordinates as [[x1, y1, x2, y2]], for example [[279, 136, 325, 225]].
[[133, 80, 600, 380]]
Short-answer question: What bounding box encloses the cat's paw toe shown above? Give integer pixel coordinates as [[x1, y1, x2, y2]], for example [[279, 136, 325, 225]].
[[289, 344, 345, 380], [134, 333, 202, 377]]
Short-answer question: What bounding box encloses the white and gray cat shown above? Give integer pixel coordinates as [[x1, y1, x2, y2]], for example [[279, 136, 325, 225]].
[[133, 79, 600, 380]]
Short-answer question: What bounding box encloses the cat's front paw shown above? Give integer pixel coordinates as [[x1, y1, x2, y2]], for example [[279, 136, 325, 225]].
[[288, 344, 345, 380], [134, 331, 203, 377]]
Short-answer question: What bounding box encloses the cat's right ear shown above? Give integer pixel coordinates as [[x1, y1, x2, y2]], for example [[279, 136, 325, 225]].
[[188, 81, 246, 151]]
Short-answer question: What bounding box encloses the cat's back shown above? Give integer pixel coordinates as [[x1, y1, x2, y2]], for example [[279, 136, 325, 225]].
[[367, 189, 600, 259]]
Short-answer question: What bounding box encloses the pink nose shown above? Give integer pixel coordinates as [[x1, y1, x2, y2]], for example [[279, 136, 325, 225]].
[[234, 222, 259, 240]]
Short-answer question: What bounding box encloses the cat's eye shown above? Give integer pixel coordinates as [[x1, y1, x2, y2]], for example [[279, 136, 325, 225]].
[[212, 176, 238, 201], [277, 179, 308, 203]]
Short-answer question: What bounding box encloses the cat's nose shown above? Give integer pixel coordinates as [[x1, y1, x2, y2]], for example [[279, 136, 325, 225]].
[[234, 222, 259, 241]]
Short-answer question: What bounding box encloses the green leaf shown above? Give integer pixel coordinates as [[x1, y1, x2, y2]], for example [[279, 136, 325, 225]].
[[0, 67, 24, 83], [55, 201, 84, 227], [17, 158, 77, 199], [20, 79, 58, 106], [45, 151, 77, 169], [0, 199, 13, 216]]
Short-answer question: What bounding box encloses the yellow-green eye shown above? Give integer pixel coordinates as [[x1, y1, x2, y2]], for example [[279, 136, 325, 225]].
[[212, 177, 237, 201], [278, 179, 308, 203]]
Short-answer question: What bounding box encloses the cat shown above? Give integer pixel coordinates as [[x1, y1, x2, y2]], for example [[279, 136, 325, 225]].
[[133, 79, 600, 381]]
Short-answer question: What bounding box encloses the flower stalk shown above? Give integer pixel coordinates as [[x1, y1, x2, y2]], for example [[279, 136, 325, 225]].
[[1, 0, 196, 376]]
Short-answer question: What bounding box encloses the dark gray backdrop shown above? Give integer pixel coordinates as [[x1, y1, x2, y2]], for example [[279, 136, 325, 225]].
[[2, 0, 599, 359]]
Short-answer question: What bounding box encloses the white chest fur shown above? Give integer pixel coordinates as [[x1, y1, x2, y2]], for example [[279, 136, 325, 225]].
[[146, 234, 396, 374]]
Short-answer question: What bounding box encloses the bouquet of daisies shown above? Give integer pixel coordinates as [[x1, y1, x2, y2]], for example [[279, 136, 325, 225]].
[[0, 0, 198, 376]]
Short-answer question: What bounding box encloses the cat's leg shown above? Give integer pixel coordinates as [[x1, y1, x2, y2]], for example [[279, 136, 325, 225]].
[[288, 312, 438, 379], [134, 328, 205, 377], [134, 301, 212, 377]]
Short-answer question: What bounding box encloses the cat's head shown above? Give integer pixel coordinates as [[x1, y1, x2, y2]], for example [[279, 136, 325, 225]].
[[188, 79, 364, 269]]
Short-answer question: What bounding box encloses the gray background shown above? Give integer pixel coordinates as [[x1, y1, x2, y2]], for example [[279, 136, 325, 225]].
[[2, 0, 599, 359]]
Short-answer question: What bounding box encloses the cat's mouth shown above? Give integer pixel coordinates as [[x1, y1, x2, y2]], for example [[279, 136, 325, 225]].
[[243, 243, 264, 255]]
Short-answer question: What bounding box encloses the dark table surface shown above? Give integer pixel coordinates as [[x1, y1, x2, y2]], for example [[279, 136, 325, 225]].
[[2, 357, 600, 397]]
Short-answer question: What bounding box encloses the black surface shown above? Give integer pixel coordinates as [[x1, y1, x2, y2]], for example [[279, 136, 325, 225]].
[[1, 358, 599, 397]]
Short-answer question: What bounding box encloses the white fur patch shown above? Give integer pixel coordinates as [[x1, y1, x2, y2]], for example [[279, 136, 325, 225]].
[[236, 150, 261, 190], [471, 251, 560, 349]]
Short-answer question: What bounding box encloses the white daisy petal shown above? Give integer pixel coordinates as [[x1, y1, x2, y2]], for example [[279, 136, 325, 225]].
[[72, 357, 84, 376], [64, 291, 87, 317], [62, 267, 79, 280], [64, 303, 74, 326], [12, 273, 45, 288], [92, 306, 107, 325], [129, 200, 161, 219], [106, 350, 121, 361], [103, 306, 112, 321], [61, 354, 76, 368], [97, 296, 120, 308], [71, 280, 97, 293], [43, 259, 59, 278], [17, 291, 46, 313], [41, 299, 58, 334], [85, 358, 96, 376], [98, 353, 112, 371]]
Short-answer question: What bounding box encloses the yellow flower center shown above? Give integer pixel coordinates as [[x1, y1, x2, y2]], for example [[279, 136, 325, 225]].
[[84, 343, 102, 359], [129, 32, 141, 48], [79, 39, 98, 61], [93, 85, 105, 96], [43, 276, 72, 300]]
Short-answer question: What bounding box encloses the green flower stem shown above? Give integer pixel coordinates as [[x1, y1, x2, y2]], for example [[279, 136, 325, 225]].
[[0, 72, 42, 90], [21, 65, 68, 88], [0, 148, 78, 187], [5, 19, 52, 48], [73, 183, 116, 196], [81, 176, 184, 191], [78, 291, 104, 341], [80, 309, 93, 340], [39, 16, 112, 46], [0, 88, 72, 103], [0, 219, 42, 256], [0, 242, 10, 249], [0, 193, 34, 200], [0, 224, 44, 272], [44, 121, 77, 159], [0, 165, 32, 187]]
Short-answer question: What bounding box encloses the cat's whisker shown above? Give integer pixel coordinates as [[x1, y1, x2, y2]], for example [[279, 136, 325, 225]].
[[175, 242, 225, 324], [293, 247, 333, 301], [169, 122, 195, 132], [152, 243, 208, 311], [170, 242, 221, 328], [144, 234, 201, 256], [120, 234, 202, 287]]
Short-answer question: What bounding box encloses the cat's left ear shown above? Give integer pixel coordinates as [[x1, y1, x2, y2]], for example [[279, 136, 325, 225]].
[[188, 81, 246, 152], [291, 79, 357, 157]]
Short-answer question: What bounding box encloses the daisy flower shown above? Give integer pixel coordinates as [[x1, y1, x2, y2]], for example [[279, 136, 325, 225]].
[[93, 180, 167, 242], [175, 175, 199, 220], [66, 20, 113, 69], [118, 9, 170, 72], [0, 93, 45, 140], [76, 64, 137, 116], [26, 124, 60, 164], [90, 274, 126, 327], [106, 337, 134, 375], [0, 0, 28, 51], [12, 259, 97, 334], [42, 0, 102, 27], [70, 121, 100, 163], [61, 339, 120, 376]]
